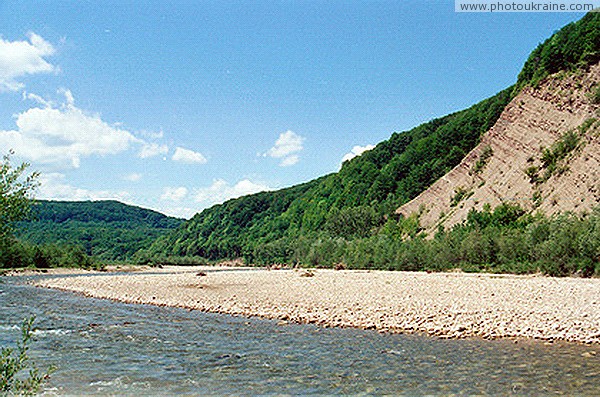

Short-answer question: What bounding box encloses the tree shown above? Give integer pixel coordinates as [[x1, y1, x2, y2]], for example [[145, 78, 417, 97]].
[[0, 151, 39, 241]]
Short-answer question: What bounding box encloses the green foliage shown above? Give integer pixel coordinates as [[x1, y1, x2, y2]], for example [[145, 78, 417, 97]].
[[515, 12, 600, 93], [1, 317, 54, 396], [133, 253, 210, 267], [539, 130, 580, 181], [590, 84, 600, 104], [145, 14, 599, 277], [15, 200, 183, 262], [471, 145, 494, 174], [525, 128, 584, 186], [325, 206, 383, 239], [245, 204, 599, 278], [450, 187, 471, 207], [0, 152, 39, 243], [149, 87, 512, 261], [532, 190, 543, 208], [579, 117, 597, 134], [525, 165, 540, 184], [0, 238, 97, 270]]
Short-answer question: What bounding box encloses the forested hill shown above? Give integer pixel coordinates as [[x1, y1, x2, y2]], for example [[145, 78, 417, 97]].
[[146, 12, 599, 266], [146, 88, 512, 261], [15, 200, 183, 261]]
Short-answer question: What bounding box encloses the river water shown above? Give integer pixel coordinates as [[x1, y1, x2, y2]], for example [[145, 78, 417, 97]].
[[1, 275, 599, 396]]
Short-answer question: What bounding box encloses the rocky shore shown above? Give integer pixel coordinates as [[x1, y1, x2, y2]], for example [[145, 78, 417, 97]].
[[33, 267, 600, 344]]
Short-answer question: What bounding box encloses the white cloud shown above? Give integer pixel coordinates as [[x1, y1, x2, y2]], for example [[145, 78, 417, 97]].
[[139, 142, 168, 159], [160, 186, 188, 202], [23, 91, 52, 107], [37, 172, 131, 202], [155, 205, 197, 219], [341, 144, 375, 163], [123, 172, 142, 182], [172, 146, 207, 164], [279, 154, 299, 167], [0, 90, 138, 168], [194, 178, 271, 207], [264, 130, 304, 166], [0, 32, 57, 92], [139, 130, 164, 140]]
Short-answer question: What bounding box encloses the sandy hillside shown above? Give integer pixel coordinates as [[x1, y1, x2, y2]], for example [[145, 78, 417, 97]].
[[397, 62, 600, 233]]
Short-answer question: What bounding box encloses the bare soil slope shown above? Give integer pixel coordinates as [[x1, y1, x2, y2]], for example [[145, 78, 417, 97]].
[[397, 63, 600, 233]]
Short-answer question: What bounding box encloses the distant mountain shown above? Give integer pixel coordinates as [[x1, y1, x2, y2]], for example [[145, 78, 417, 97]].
[[147, 13, 599, 269], [15, 200, 183, 261]]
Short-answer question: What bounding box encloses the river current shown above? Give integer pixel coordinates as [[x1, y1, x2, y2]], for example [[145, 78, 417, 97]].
[[1, 275, 599, 396]]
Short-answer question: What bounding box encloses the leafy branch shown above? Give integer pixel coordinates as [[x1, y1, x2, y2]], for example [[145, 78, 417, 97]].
[[1, 316, 55, 396]]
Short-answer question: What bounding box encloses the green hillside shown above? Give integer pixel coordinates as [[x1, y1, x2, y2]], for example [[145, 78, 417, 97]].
[[146, 87, 512, 262], [515, 12, 600, 92], [15, 200, 183, 261], [145, 13, 600, 271]]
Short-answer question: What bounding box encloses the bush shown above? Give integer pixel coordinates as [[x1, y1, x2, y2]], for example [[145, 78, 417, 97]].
[[0, 238, 96, 270], [590, 84, 600, 104], [471, 145, 494, 174], [235, 203, 598, 278], [1, 317, 55, 395]]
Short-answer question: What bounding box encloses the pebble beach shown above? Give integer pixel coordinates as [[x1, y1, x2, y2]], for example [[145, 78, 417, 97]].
[[33, 267, 600, 344]]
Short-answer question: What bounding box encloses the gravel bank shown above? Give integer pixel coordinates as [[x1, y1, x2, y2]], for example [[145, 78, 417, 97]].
[[33, 267, 600, 344]]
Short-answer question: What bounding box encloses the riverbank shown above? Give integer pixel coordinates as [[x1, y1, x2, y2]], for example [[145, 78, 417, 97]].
[[31, 267, 600, 344]]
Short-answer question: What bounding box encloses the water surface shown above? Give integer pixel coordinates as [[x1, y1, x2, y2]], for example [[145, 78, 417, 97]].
[[1, 275, 598, 396]]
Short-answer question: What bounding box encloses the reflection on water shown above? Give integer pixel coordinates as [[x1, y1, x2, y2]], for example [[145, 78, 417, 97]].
[[1, 276, 599, 396]]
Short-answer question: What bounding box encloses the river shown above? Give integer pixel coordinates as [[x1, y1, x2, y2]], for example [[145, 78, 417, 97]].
[[1, 275, 599, 395]]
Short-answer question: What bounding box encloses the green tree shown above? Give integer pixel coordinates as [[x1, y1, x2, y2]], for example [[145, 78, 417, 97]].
[[0, 151, 39, 242]]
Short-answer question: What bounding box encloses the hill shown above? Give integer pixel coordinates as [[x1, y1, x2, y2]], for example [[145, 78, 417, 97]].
[[15, 200, 183, 261], [398, 61, 600, 233], [146, 13, 599, 275], [398, 12, 600, 233], [146, 88, 511, 262]]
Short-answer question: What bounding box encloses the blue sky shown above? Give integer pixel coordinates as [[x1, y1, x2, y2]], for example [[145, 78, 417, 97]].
[[0, 1, 585, 218]]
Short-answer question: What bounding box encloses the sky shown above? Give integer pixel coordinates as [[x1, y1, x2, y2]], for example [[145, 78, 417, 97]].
[[0, 0, 586, 219]]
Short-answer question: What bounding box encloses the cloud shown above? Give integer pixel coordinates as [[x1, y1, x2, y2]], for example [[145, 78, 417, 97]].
[[0, 90, 138, 168], [264, 130, 304, 166], [155, 205, 197, 219], [139, 142, 168, 159], [123, 172, 142, 182], [279, 154, 299, 167], [37, 172, 131, 202], [341, 144, 375, 163], [194, 179, 271, 207], [23, 91, 52, 107], [0, 32, 57, 92], [139, 130, 164, 140], [172, 146, 207, 164], [160, 186, 188, 202]]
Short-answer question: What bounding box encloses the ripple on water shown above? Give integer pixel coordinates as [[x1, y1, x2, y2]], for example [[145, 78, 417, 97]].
[[0, 277, 599, 396]]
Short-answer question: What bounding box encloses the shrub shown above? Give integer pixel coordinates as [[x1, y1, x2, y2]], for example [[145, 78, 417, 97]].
[[525, 166, 540, 184], [450, 187, 471, 207], [539, 130, 580, 181], [471, 145, 494, 174], [590, 85, 600, 104], [1, 317, 55, 395]]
